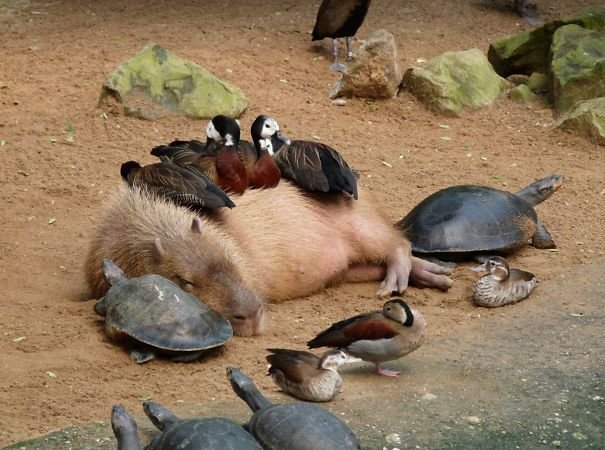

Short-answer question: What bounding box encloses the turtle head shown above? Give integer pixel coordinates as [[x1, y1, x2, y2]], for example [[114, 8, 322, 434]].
[[516, 174, 564, 206], [94, 297, 107, 316], [102, 259, 126, 287], [143, 401, 180, 431], [111, 404, 141, 449]]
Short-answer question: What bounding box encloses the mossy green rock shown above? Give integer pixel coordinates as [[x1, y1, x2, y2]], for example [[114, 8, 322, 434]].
[[404, 48, 509, 117], [551, 25, 605, 114], [509, 84, 536, 103], [527, 72, 547, 92], [488, 5, 605, 77], [99, 43, 247, 120], [558, 97, 605, 145]]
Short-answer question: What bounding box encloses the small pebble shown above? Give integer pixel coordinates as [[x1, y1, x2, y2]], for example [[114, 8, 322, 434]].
[[332, 99, 347, 106], [465, 416, 481, 424]]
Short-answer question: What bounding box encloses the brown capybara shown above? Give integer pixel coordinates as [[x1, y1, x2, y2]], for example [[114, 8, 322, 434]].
[[85, 182, 452, 336]]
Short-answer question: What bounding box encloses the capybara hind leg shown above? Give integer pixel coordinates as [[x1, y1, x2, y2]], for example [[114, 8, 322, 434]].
[[344, 264, 385, 283], [410, 257, 454, 291], [376, 247, 411, 297]]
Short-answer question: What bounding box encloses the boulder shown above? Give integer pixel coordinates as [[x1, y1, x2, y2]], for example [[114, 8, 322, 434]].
[[527, 72, 547, 92], [551, 25, 605, 114], [509, 84, 536, 103], [403, 48, 509, 117], [557, 97, 605, 145], [99, 43, 247, 120], [488, 5, 605, 77], [329, 29, 402, 99]]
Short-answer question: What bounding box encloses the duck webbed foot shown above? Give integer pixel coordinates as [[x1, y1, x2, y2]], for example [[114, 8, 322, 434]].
[[374, 363, 400, 377]]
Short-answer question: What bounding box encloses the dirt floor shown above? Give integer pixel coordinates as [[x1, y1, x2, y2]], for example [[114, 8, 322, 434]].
[[0, 0, 603, 446]]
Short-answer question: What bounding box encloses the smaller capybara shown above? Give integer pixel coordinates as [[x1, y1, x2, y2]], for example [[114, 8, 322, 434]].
[[85, 182, 452, 336]]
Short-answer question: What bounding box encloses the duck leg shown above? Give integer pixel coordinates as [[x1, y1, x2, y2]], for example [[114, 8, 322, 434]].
[[329, 39, 346, 72], [374, 363, 400, 377], [345, 36, 353, 61]]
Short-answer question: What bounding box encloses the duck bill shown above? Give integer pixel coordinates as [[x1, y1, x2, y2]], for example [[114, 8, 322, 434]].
[[275, 130, 291, 146], [343, 354, 363, 364], [470, 262, 488, 272]]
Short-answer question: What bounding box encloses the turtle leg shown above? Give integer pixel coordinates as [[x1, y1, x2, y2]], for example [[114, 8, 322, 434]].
[[409, 257, 454, 291], [531, 220, 556, 249], [130, 348, 156, 364]]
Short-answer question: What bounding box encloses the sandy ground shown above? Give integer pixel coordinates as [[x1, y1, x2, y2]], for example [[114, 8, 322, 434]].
[[0, 0, 603, 446]]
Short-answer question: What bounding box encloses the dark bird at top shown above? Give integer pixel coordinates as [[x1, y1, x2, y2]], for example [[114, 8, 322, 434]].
[[312, 0, 373, 72]]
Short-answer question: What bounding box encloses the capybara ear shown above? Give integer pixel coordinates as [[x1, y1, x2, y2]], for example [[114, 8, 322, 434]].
[[153, 237, 166, 262], [191, 217, 203, 234]]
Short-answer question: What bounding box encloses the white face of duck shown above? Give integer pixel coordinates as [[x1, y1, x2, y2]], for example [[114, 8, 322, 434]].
[[320, 350, 362, 371], [206, 120, 235, 146], [259, 117, 280, 154]]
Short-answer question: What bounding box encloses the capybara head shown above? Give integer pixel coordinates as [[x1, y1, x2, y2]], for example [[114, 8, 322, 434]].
[[153, 218, 266, 336]]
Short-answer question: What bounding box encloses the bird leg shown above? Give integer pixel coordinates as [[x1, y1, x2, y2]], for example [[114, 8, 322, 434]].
[[345, 36, 353, 61], [374, 363, 400, 377], [329, 39, 347, 73]]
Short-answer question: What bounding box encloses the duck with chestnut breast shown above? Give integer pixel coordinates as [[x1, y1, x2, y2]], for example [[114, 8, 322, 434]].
[[234, 115, 282, 189], [257, 115, 358, 199], [120, 159, 235, 212], [150, 115, 249, 194], [312, 0, 373, 72], [471, 256, 537, 308], [308, 298, 425, 377], [266, 348, 361, 402]]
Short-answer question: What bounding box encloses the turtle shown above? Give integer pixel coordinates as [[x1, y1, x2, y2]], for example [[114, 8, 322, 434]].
[[395, 174, 564, 261], [95, 259, 233, 363], [110, 403, 262, 450], [227, 366, 361, 450]]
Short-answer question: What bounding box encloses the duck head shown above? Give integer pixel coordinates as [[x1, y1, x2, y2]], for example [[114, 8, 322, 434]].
[[251, 115, 291, 155], [206, 115, 241, 146], [319, 349, 362, 371], [471, 256, 510, 281], [383, 298, 415, 327]]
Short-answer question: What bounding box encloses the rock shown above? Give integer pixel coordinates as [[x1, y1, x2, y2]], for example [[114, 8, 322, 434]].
[[551, 25, 605, 114], [509, 84, 536, 103], [507, 74, 530, 86], [329, 29, 402, 100], [557, 97, 605, 145], [403, 48, 509, 117], [99, 42, 247, 120], [527, 72, 547, 92], [488, 5, 605, 77]]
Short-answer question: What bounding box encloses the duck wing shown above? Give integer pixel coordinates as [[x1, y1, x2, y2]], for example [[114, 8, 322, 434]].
[[266, 349, 321, 383]]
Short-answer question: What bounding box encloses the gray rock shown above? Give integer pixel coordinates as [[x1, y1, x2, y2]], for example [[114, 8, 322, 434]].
[[99, 42, 247, 120], [488, 5, 605, 77], [329, 29, 402, 100], [403, 48, 509, 117], [551, 25, 605, 114], [557, 97, 605, 145]]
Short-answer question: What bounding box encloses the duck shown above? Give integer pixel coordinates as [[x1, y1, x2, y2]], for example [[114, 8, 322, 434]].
[[235, 115, 282, 190], [471, 256, 537, 307], [120, 159, 235, 212], [307, 298, 425, 377], [266, 348, 361, 402], [256, 115, 358, 199], [312, 0, 373, 72], [150, 115, 249, 194]]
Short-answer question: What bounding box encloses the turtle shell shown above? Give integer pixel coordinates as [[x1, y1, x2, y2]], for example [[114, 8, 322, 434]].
[[103, 273, 232, 353], [248, 403, 360, 450], [396, 185, 538, 254], [147, 417, 262, 450]]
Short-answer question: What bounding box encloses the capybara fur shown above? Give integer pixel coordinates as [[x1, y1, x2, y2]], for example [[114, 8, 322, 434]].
[[86, 182, 453, 335]]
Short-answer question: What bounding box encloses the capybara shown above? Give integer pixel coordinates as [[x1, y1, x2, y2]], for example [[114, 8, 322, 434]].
[[85, 182, 452, 336]]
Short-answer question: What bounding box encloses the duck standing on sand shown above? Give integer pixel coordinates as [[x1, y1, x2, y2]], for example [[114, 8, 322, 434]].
[[471, 256, 537, 307], [308, 298, 425, 377], [266, 348, 361, 402]]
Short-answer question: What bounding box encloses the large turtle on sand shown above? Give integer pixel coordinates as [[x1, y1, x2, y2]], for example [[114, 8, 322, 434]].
[[110, 402, 262, 450], [95, 259, 233, 363], [396, 174, 564, 261], [227, 367, 361, 450]]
